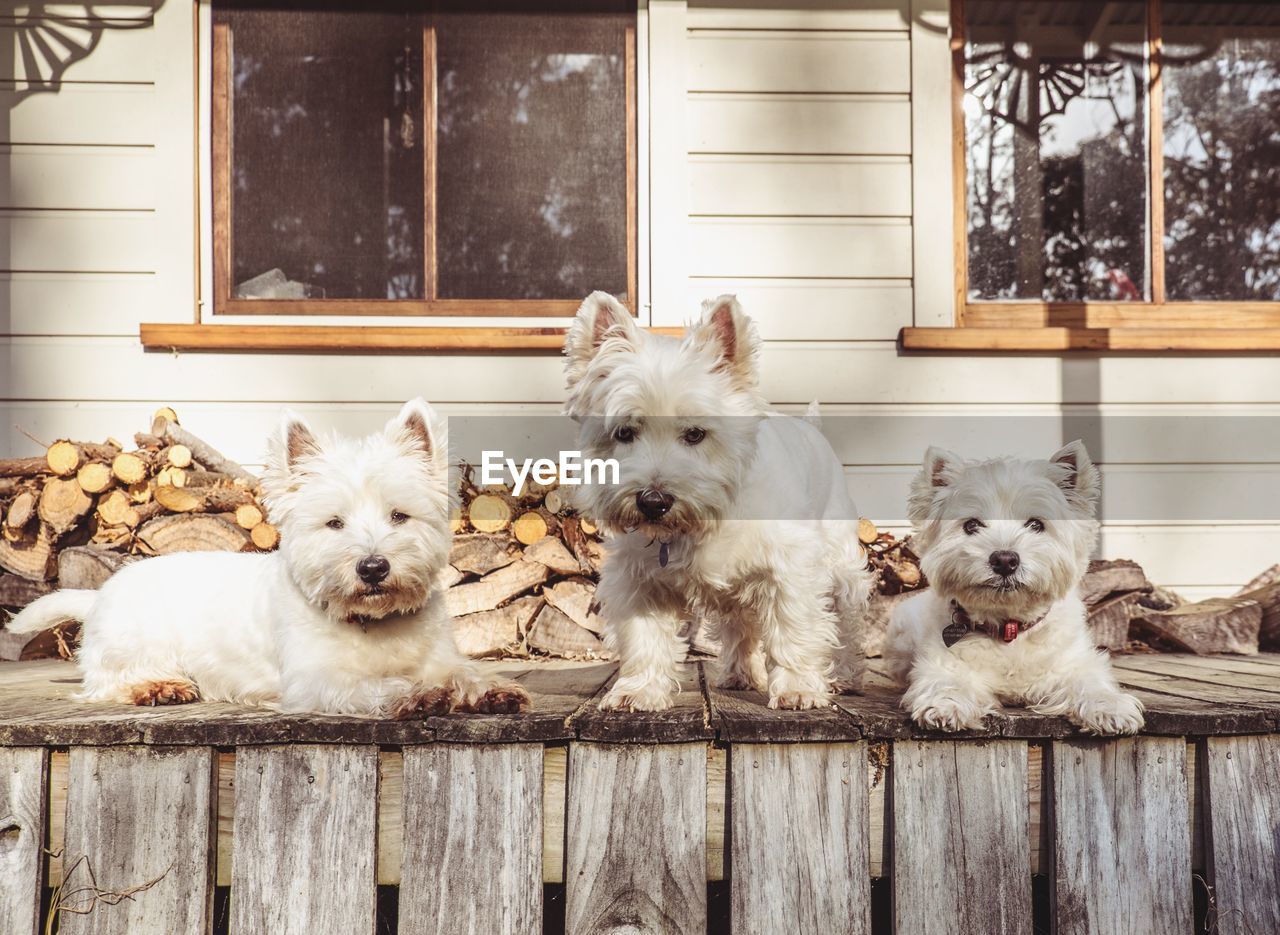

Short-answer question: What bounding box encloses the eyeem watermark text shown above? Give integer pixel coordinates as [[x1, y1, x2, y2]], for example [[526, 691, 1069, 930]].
[[481, 451, 619, 496]]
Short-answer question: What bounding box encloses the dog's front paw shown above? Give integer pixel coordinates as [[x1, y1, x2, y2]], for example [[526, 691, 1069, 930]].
[[130, 679, 200, 707], [715, 671, 761, 692], [769, 691, 830, 711], [600, 683, 673, 712], [457, 682, 531, 714], [389, 686, 455, 720], [1073, 692, 1145, 736], [912, 694, 989, 732]]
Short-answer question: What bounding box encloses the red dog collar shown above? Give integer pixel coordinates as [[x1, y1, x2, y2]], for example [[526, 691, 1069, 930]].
[[946, 600, 1046, 645]]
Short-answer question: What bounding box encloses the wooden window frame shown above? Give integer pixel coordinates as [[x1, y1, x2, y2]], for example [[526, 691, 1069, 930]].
[[209, 10, 638, 320], [904, 0, 1280, 351]]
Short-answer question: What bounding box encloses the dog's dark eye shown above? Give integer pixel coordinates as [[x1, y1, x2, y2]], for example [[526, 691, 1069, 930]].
[[612, 425, 636, 443], [326, 518, 344, 530], [962, 518, 985, 535], [681, 427, 707, 446], [1025, 518, 1045, 533], [390, 511, 410, 525]]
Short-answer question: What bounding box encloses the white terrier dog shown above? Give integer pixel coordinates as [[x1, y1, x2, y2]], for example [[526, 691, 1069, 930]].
[[7, 400, 528, 717], [563, 291, 871, 711], [884, 441, 1143, 735]]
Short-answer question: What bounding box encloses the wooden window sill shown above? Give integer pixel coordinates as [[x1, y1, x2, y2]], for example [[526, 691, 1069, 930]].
[[140, 323, 682, 353], [900, 327, 1280, 353]]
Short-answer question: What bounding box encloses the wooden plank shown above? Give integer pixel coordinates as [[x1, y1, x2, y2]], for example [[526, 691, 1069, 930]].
[[646, 0, 691, 324], [1050, 737, 1192, 935], [400, 744, 542, 935], [686, 0, 909, 31], [687, 94, 910, 155], [961, 302, 1280, 330], [902, 326, 1280, 352], [1203, 735, 1280, 935], [691, 218, 912, 279], [0, 147, 155, 210], [1113, 656, 1280, 695], [571, 662, 713, 743], [565, 742, 706, 935], [231, 745, 378, 935], [543, 746, 567, 884], [1, 85, 154, 145], [708, 687, 861, 742], [729, 743, 870, 935], [60, 746, 214, 935], [689, 155, 911, 217], [893, 740, 1031, 935], [706, 746, 726, 882], [685, 278, 911, 341], [0, 212, 154, 272], [3, 20, 155, 84], [1111, 667, 1280, 713], [0, 272, 157, 335], [0, 747, 46, 935], [688, 33, 909, 94], [911, 0, 956, 326]]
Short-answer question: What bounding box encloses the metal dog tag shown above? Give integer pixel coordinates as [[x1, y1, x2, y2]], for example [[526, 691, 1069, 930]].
[[942, 621, 968, 646]]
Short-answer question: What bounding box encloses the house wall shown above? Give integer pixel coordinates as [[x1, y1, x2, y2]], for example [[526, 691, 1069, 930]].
[[2, 0, 1277, 596]]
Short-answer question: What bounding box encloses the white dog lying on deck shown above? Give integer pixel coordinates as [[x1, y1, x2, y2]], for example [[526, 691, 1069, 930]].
[[7, 399, 528, 718], [885, 441, 1143, 736]]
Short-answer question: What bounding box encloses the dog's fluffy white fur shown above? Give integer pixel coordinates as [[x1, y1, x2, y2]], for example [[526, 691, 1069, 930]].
[[7, 400, 527, 717], [564, 291, 872, 711], [885, 441, 1144, 735]]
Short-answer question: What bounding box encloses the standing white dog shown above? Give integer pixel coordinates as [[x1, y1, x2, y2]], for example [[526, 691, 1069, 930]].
[[885, 441, 1143, 735], [6, 399, 528, 717], [563, 291, 871, 711]]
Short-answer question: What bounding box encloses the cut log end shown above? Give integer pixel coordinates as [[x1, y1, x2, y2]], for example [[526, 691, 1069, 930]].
[[111, 453, 148, 485], [468, 494, 513, 534], [46, 440, 80, 477], [250, 522, 280, 550], [512, 511, 549, 546]]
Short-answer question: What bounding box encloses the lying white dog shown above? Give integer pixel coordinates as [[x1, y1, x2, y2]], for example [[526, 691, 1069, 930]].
[[885, 441, 1143, 735], [7, 399, 528, 717]]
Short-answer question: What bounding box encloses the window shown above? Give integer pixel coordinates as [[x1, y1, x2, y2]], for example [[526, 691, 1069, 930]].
[[211, 1, 636, 317], [952, 0, 1279, 327]]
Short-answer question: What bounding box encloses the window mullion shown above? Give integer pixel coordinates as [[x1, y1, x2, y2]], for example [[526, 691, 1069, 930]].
[[423, 16, 438, 303], [1149, 0, 1167, 304]]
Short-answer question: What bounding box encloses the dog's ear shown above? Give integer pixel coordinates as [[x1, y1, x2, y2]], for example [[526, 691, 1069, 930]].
[[280, 411, 322, 471], [907, 446, 963, 525], [387, 398, 445, 467], [1049, 440, 1101, 513], [260, 410, 321, 517], [691, 294, 760, 390], [564, 292, 640, 384]]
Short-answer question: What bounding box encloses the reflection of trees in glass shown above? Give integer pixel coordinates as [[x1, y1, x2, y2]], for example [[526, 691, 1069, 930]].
[[435, 14, 628, 300], [228, 10, 424, 300], [1164, 31, 1280, 301], [964, 3, 1148, 303]]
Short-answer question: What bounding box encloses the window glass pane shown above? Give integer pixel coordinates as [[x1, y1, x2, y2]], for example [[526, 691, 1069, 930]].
[[434, 4, 630, 301], [964, 2, 1148, 302], [224, 8, 425, 300], [1163, 2, 1280, 301]]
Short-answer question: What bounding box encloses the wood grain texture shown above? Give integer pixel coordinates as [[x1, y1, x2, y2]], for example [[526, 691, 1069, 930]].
[[565, 742, 706, 935], [893, 740, 1031, 935], [687, 33, 909, 94], [1203, 735, 1280, 935], [901, 326, 1280, 352], [1050, 737, 1192, 935], [231, 745, 378, 935], [60, 746, 214, 935], [572, 662, 712, 743], [0, 747, 46, 935], [687, 95, 910, 155], [730, 743, 870, 935], [399, 744, 542, 935]]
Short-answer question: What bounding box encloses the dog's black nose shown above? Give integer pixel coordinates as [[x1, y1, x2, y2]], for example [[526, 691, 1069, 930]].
[[357, 555, 391, 584], [636, 488, 675, 520], [989, 550, 1020, 577]]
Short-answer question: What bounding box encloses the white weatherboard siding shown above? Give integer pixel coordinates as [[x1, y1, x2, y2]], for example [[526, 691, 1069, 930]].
[[1, 0, 1277, 592]]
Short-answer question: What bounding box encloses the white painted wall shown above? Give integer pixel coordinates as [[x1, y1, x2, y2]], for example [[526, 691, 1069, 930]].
[[1, 0, 1277, 594]]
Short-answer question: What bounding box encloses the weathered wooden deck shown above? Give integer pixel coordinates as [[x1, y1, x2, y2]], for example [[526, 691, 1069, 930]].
[[0, 653, 1278, 934]]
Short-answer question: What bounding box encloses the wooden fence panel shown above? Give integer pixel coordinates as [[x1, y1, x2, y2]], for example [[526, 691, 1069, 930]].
[[1051, 737, 1192, 935], [399, 743, 543, 935], [231, 745, 378, 935], [0, 747, 46, 935], [1204, 735, 1280, 935], [729, 742, 870, 935], [60, 746, 214, 935], [565, 742, 706, 935], [893, 740, 1031, 935]]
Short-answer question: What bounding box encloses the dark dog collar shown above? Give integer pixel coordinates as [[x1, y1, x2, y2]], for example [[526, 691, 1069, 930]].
[[943, 599, 1046, 646]]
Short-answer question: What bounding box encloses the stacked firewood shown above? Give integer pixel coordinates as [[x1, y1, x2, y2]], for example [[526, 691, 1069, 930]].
[[0, 409, 276, 617]]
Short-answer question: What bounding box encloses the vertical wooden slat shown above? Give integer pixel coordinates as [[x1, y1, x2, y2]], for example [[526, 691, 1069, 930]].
[[624, 23, 638, 311], [231, 745, 379, 935], [1204, 735, 1280, 935], [211, 18, 232, 317], [1050, 737, 1191, 935], [1148, 0, 1166, 303], [893, 740, 1032, 935], [422, 21, 438, 301], [60, 747, 215, 935], [950, 0, 970, 322], [565, 742, 705, 935], [729, 743, 870, 935], [0, 748, 47, 935], [399, 744, 542, 935]]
